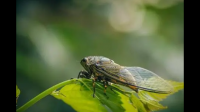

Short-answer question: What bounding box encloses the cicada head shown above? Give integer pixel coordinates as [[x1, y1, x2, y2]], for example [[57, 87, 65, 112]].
[[80, 56, 95, 74], [80, 56, 115, 74]]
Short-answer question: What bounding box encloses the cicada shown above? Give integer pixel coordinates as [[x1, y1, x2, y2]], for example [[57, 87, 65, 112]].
[[78, 56, 174, 97]]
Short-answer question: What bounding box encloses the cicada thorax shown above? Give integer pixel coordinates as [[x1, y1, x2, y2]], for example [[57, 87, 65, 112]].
[[89, 64, 103, 78]]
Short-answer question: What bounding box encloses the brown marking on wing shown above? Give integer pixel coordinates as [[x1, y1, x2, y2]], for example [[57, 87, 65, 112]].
[[119, 77, 126, 82], [128, 85, 138, 93], [110, 79, 117, 83], [95, 73, 103, 76], [95, 73, 99, 76]]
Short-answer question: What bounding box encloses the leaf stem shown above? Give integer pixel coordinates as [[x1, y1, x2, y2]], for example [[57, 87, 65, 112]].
[[16, 79, 75, 112]]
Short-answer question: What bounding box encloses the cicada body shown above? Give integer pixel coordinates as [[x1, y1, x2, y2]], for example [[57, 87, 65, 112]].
[[78, 56, 174, 96]]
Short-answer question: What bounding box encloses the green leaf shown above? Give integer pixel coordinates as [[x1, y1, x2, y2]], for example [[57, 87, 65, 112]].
[[138, 80, 184, 111], [140, 98, 167, 112], [138, 80, 184, 102], [51, 78, 137, 112], [130, 93, 147, 112], [16, 85, 20, 97], [16, 85, 20, 104], [51, 78, 183, 112]]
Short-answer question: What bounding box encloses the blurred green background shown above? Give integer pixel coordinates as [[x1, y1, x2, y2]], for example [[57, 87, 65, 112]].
[[16, 0, 184, 112]]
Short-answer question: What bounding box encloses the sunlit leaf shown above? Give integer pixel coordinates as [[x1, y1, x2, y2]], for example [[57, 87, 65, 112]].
[[138, 80, 184, 102], [130, 93, 147, 112], [137, 80, 183, 111], [51, 78, 183, 112], [140, 98, 167, 112], [51, 81, 107, 112], [51, 78, 138, 112]]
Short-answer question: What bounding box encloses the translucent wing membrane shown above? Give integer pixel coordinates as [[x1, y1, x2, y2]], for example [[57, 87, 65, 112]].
[[121, 67, 174, 93], [94, 62, 174, 94]]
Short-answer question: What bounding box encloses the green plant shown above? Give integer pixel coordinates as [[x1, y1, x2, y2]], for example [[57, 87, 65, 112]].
[[16, 78, 183, 112]]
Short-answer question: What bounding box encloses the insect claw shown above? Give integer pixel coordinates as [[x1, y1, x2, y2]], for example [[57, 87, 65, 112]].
[[92, 94, 95, 98], [104, 93, 109, 99]]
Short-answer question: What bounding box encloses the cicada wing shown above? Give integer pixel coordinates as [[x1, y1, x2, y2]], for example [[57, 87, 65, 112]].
[[94, 62, 174, 93], [95, 62, 122, 74], [121, 67, 174, 93]]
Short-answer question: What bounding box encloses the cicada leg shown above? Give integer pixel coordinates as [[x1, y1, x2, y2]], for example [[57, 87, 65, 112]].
[[103, 80, 109, 99], [110, 87, 117, 94], [78, 70, 91, 79], [92, 77, 97, 98]]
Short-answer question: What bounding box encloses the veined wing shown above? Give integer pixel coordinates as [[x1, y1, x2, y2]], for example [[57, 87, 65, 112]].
[[94, 63, 174, 94], [119, 67, 174, 94]]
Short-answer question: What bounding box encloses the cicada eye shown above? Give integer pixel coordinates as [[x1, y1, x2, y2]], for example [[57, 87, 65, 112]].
[[82, 58, 87, 63]]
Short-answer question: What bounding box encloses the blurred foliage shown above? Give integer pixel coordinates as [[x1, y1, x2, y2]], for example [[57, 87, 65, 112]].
[[16, 85, 20, 98], [16, 0, 183, 112], [16, 85, 20, 105]]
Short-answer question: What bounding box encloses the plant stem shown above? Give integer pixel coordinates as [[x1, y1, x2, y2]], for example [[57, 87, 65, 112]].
[[16, 79, 74, 112]]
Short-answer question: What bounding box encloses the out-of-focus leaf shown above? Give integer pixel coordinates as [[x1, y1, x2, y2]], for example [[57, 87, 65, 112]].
[[167, 80, 184, 91], [16, 85, 20, 97], [138, 80, 184, 102], [16, 85, 20, 104], [138, 80, 183, 111], [140, 98, 167, 112]]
